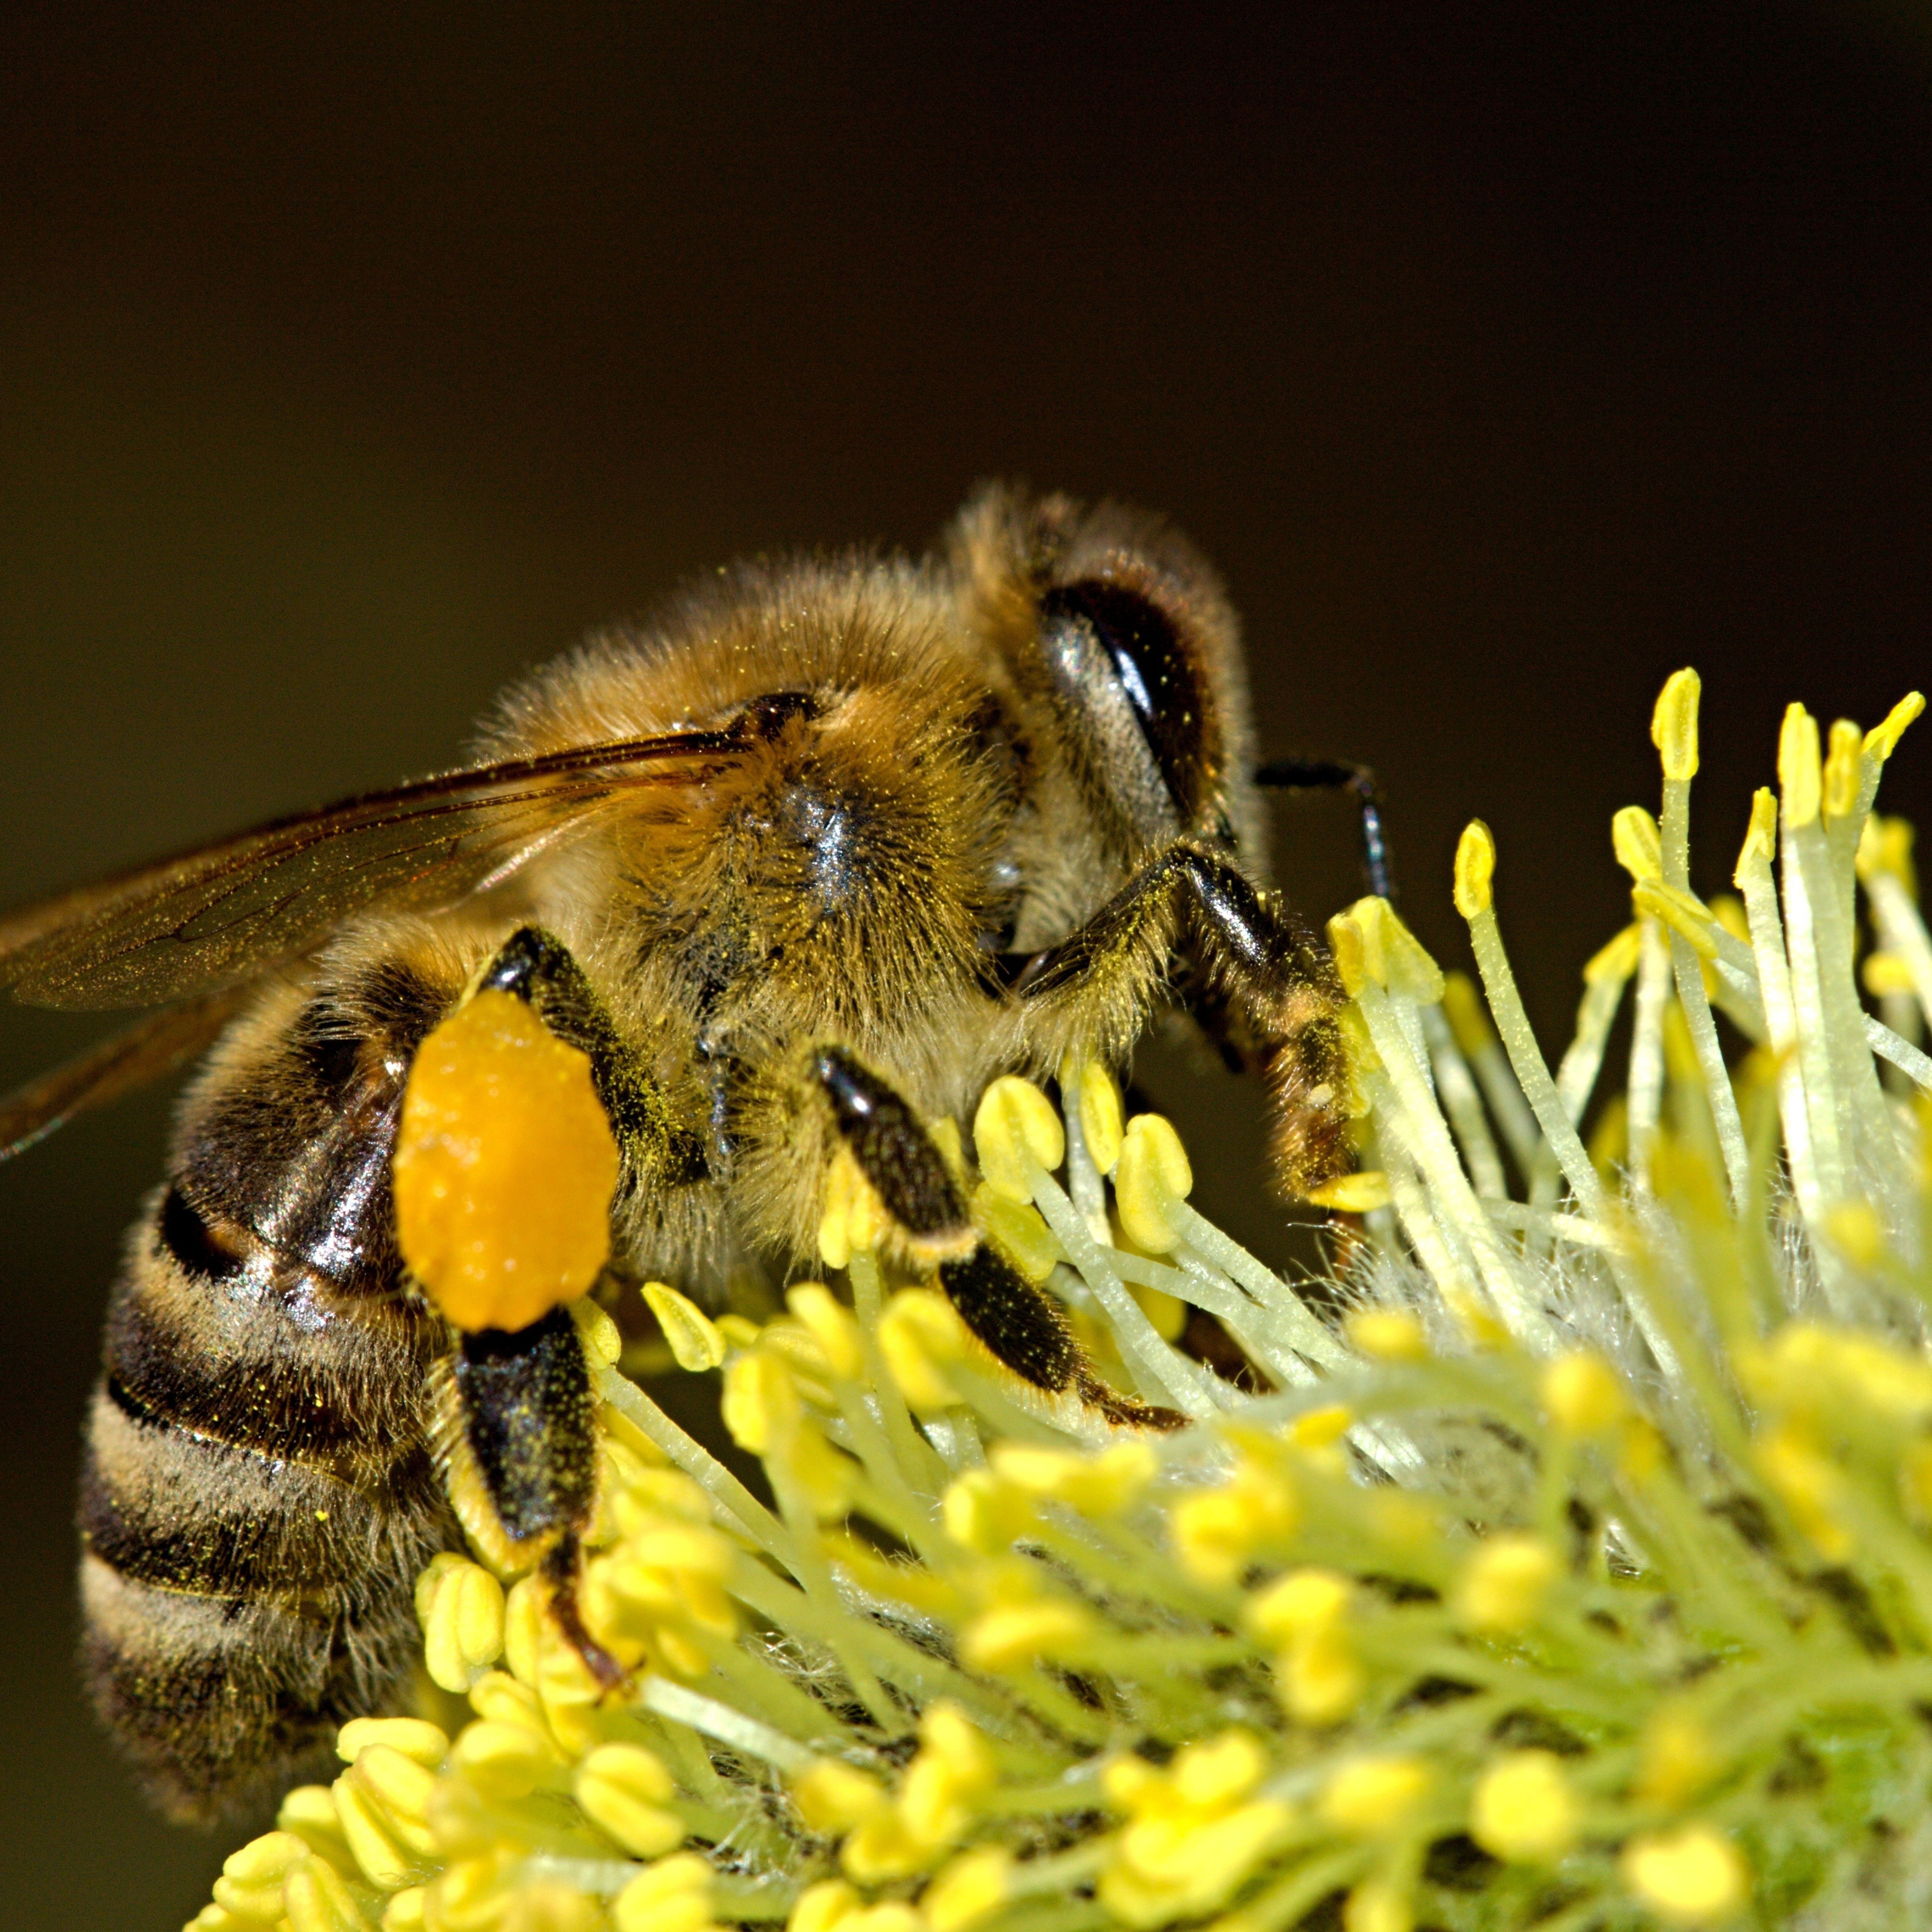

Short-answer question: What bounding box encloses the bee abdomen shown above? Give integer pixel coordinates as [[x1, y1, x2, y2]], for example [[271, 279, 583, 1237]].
[[80, 1156, 456, 1817]]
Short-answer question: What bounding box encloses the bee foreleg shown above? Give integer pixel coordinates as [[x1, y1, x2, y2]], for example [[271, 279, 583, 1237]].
[[804, 1048, 1181, 1431], [1018, 842, 1354, 1201]]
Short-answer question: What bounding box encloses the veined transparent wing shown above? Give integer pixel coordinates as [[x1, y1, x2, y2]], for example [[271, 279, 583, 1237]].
[[0, 728, 744, 1009]]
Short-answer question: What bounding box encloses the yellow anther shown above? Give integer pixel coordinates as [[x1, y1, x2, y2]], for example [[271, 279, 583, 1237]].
[[973, 1185, 1062, 1283], [923, 1846, 1011, 1932], [788, 1879, 863, 1932], [393, 988, 619, 1334], [383, 1889, 428, 1931], [1862, 952, 1916, 998], [1170, 1730, 1267, 1809], [347, 1743, 437, 1831], [1582, 924, 1643, 988], [786, 1282, 865, 1380], [1248, 1567, 1349, 1645], [1635, 1704, 1721, 1807], [575, 1743, 684, 1858], [928, 1114, 966, 1180], [1541, 1350, 1626, 1437], [1133, 1279, 1188, 1338], [974, 1075, 1065, 1202], [1075, 1059, 1126, 1174], [642, 1281, 726, 1372], [1469, 1750, 1579, 1863], [1305, 1170, 1391, 1213], [1865, 690, 1925, 762], [451, 1717, 565, 1800], [1651, 667, 1701, 781], [715, 1312, 763, 1351], [942, 1467, 1036, 1553], [960, 1598, 1094, 1670], [1440, 971, 1495, 1055], [333, 1775, 424, 1889], [1346, 896, 1446, 1002], [1611, 805, 1663, 884], [1346, 1307, 1428, 1360], [1171, 1462, 1299, 1585], [1453, 821, 1496, 919], [1733, 786, 1780, 883], [990, 1438, 1158, 1514], [612, 1852, 716, 1932], [335, 1717, 448, 1770], [1282, 1622, 1366, 1725], [793, 1424, 860, 1519], [283, 1857, 365, 1932], [1708, 893, 1749, 943], [878, 1287, 970, 1411], [1327, 906, 1369, 997], [1634, 881, 1721, 958], [212, 1832, 311, 1922], [276, 1786, 352, 1867], [818, 1146, 889, 1270], [1289, 1403, 1354, 1451], [840, 1810, 933, 1884], [1454, 1533, 1561, 1634], [791, 1759, 889, 1833], [720, 1347, 801, 1454], [1779, 703, 1822, 828], [1825, 1200, 1887, 1267], [1856, 814, 1917, 892], [1754, 1422, 1852, 1560], [569, 1295, 622, 1366], [1320, 1755, 1433, 1837], [1115, 1112, 1194, 1252], [1621, 1825, 1748, 1925], [415, 1554, 505, 1694], [1343, 1879, 1412, 1932], [846, 1906, 924, 1932], [1823, 718, 1863, 820]]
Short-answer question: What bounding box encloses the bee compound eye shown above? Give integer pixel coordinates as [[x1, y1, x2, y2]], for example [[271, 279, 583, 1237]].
[[1037, 580, 1208, 825]]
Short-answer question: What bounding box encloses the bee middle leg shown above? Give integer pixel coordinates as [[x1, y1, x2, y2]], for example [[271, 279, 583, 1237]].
[[806, 1047, 1182, 1430]]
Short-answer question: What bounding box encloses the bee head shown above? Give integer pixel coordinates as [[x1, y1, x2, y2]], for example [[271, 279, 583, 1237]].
[[950, 484, 1263, 870]]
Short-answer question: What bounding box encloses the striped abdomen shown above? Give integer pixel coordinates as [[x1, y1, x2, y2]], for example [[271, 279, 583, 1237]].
[[78, 964, 461, 1821]]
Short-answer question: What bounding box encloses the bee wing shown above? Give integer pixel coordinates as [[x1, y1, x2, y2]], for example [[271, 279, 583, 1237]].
[[0, 728, 744, 1010], [0, 989, 251, 1161]]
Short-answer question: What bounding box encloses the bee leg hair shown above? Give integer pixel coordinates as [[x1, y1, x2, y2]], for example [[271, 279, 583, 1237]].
[[1016, 840, 1354, 1201], [805, 1047, 1182, 1431]]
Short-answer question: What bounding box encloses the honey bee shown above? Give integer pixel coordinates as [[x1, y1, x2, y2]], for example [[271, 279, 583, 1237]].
[[0, 484, 1375, 1822]]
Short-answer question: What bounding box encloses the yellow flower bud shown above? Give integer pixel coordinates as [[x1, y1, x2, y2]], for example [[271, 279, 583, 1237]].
[[878, 1288, 970, 1411], [612, 1852, 716, 1932], [988, 1439, 1157, 1515], [1247, 1568, 1349, 1645], [960, 1598, 1094, 1670], [1822, 718, 1863, 821], [1865, 690, 1925, 762], [211, 1831, 311, 1922], [1306, 1170, 1391, 1214], [336, 1717, 449, 1770], [788, 1879, 863, 1932], [721, 1347, 801, 1454], [791, 1758, 889, 1833], [973, 1185, 1063, 1283], [1612, 806, 1663, 884]]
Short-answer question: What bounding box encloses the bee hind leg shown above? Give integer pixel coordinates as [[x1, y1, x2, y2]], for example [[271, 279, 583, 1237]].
[[805, 1047, 1182, 1432]]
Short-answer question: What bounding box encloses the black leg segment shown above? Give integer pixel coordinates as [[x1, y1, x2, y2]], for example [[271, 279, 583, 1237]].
[[810, 1046, 973, 1248], [1254, 755, 1392, 903]]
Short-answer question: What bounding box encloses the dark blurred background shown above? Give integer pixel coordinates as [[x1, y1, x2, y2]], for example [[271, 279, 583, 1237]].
[[5, 4, 1932, 1921]]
